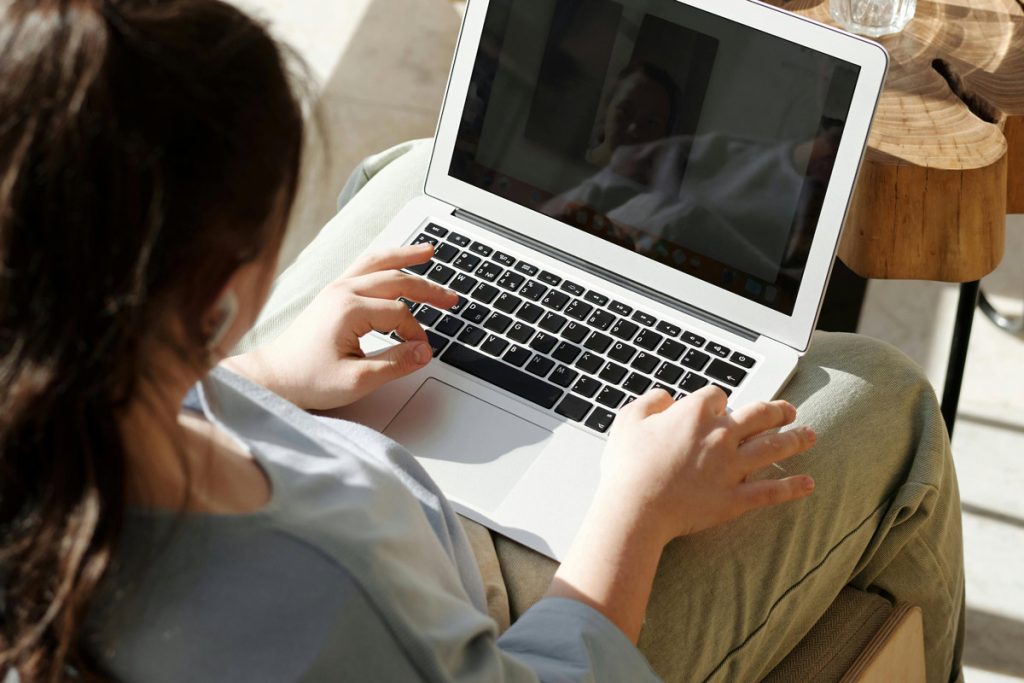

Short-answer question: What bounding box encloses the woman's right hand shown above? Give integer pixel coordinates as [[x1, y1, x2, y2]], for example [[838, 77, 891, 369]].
[[596, 386, 816, 546]]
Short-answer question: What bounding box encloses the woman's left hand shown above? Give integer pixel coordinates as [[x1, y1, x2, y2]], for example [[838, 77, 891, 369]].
[[225, 243, 458, 410]]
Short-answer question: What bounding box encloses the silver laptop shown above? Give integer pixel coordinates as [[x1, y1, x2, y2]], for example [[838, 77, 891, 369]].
[[335, 0, 887, 560]]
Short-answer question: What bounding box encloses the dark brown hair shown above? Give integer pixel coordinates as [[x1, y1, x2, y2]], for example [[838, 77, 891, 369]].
[[0, 0, 304, 678]]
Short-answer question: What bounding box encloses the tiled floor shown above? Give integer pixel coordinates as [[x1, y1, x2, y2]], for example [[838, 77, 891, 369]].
[[234, 1, 1023, 679]]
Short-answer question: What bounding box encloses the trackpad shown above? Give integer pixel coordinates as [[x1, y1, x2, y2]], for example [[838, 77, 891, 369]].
[[383, 379, 552, 513]]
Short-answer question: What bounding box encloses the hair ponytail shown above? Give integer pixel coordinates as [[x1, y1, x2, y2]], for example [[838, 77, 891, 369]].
[[0, 0, 304, 679]]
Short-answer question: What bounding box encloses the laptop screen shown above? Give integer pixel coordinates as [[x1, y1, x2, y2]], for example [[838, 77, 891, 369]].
[[450, 0, 861, 316]]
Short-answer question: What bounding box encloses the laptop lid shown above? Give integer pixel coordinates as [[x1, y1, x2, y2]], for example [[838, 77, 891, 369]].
[[426, 0, 887, 352]]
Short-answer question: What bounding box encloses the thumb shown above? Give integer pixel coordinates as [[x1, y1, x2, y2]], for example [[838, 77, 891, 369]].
[[351, 341, 432, 394]]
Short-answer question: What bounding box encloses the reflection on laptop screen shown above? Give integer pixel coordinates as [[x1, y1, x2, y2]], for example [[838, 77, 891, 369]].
[[450, 0, 861, 316]]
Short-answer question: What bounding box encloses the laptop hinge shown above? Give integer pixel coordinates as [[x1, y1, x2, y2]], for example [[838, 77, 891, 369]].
[[452, 209, 760, 343]]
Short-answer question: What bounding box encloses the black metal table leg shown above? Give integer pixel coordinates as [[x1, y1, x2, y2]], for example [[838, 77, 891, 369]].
[[941, 281, 980, 436], [979, 288, 1024, 334]]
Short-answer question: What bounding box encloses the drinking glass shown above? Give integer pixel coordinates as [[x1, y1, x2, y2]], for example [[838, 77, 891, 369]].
[[829, 0, 916, 37]]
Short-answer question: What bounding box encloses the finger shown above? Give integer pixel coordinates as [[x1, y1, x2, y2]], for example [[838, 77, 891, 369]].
[[737, 425, 817, 472], [619, 386, 675, 422], [355, 298, 428, 343], [348, 271, 459, 309], [729, 400, 797, 442], [342, 243, 434, 278], [735, 475, 815, 513], [669, 384, 728, 418], [348, 341, 433, 396]]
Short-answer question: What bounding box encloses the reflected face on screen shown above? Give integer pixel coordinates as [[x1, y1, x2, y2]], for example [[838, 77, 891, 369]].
[[604, 70, 673, 152]]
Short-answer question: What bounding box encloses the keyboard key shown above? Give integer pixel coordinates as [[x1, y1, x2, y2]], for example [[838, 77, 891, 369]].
[[610, 319, 639, 341], [622, 373, 651, 394], [484, 312, 513, 334], [470, 242, 493, 257], [541, 290, 570, 312], [587, 309, 615, 331], [714, 384, 734, 397], [538, 270, 562, 287], [656, 339, 686, 361], [508, 322, 535, 344], [555, 395, 593, 422], [472, 282, 500, 304], [656, 321, 681, 337], [608, 342, 637, 364], [571, 376, 601, 398], [679, 372, 710, 393], [520, 280, 547, 301], [493, 251, 516, 267], [653, 382, 676, 396], [529, 332, 558, 354], [425, 329, 449, 356], [630, 352, 659, 374], [550, 364, 578, 387], [406, 260, 432, 276], [412, 233, 439, 247], [398, 297, 416, 312], [441, 343, 562, 409], [539, 312, 567, 333], [598, 362, 628, 385], [526, 355, 555, 378], [493, 292, 522, 314], [634, 329, 663, 351], [435, 315, 464, 337], [561, 321, 589, 344], [632, 311, 656, 327], [552, 342, 582, 364], [475, 262, 503, 282], [497, 270, 525, 292], [564, 299, 593, 322], [515, 260, 539, 277], [583, 331, 613, 353], [609, 300, 633, 317], [414, 305, 442, 327], [434, 242, 459, 263], [453, 252, 481, 272], [561, 280, 585, 296], [450, 296, 468, 315], [655, 362, 684, 384], [706, 359, 747, 386], [575, 352, 603, 374], [447, 231, 470, 247], [516, 302, 544, 323], [731, 352, 756, 369], [450, 273, 477, 294], [584, 291, 609, 306], [503, 344, 531, 367], [462, 302, 490, 325], [481, 335, 509, 357], [425, 223, 448, 237], [707, 342, 730, 358], [682, 331, 706, 347], [458, 324, 486, 346], [596, 386, 626, 409], [585, 409, 615, 433], [681, 348, 711, 371]]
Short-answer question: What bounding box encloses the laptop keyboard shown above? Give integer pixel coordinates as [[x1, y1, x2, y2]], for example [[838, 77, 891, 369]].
[[393, 223, 758, 435]]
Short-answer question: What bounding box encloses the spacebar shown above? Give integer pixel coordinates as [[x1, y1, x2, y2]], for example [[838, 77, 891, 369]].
[[440, 342, 563, 409]]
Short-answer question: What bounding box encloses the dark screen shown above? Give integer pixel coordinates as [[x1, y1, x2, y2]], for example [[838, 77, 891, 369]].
[[450, 0, 860, 315]]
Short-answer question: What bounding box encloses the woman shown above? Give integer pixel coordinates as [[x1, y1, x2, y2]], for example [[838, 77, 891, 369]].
[[0, 1, 963, 681]]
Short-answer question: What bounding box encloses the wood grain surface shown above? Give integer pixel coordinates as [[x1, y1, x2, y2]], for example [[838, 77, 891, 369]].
[[773, 0, 1024, 281]]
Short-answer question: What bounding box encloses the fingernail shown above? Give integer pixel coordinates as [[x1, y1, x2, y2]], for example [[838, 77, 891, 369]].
[[803, 426, 817, 442], [412, 343, 431, 364], [803, 477, 815, 492]]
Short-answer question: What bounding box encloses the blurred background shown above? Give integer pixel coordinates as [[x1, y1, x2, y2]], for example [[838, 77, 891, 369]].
[[230, 1, 1023, 679]]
